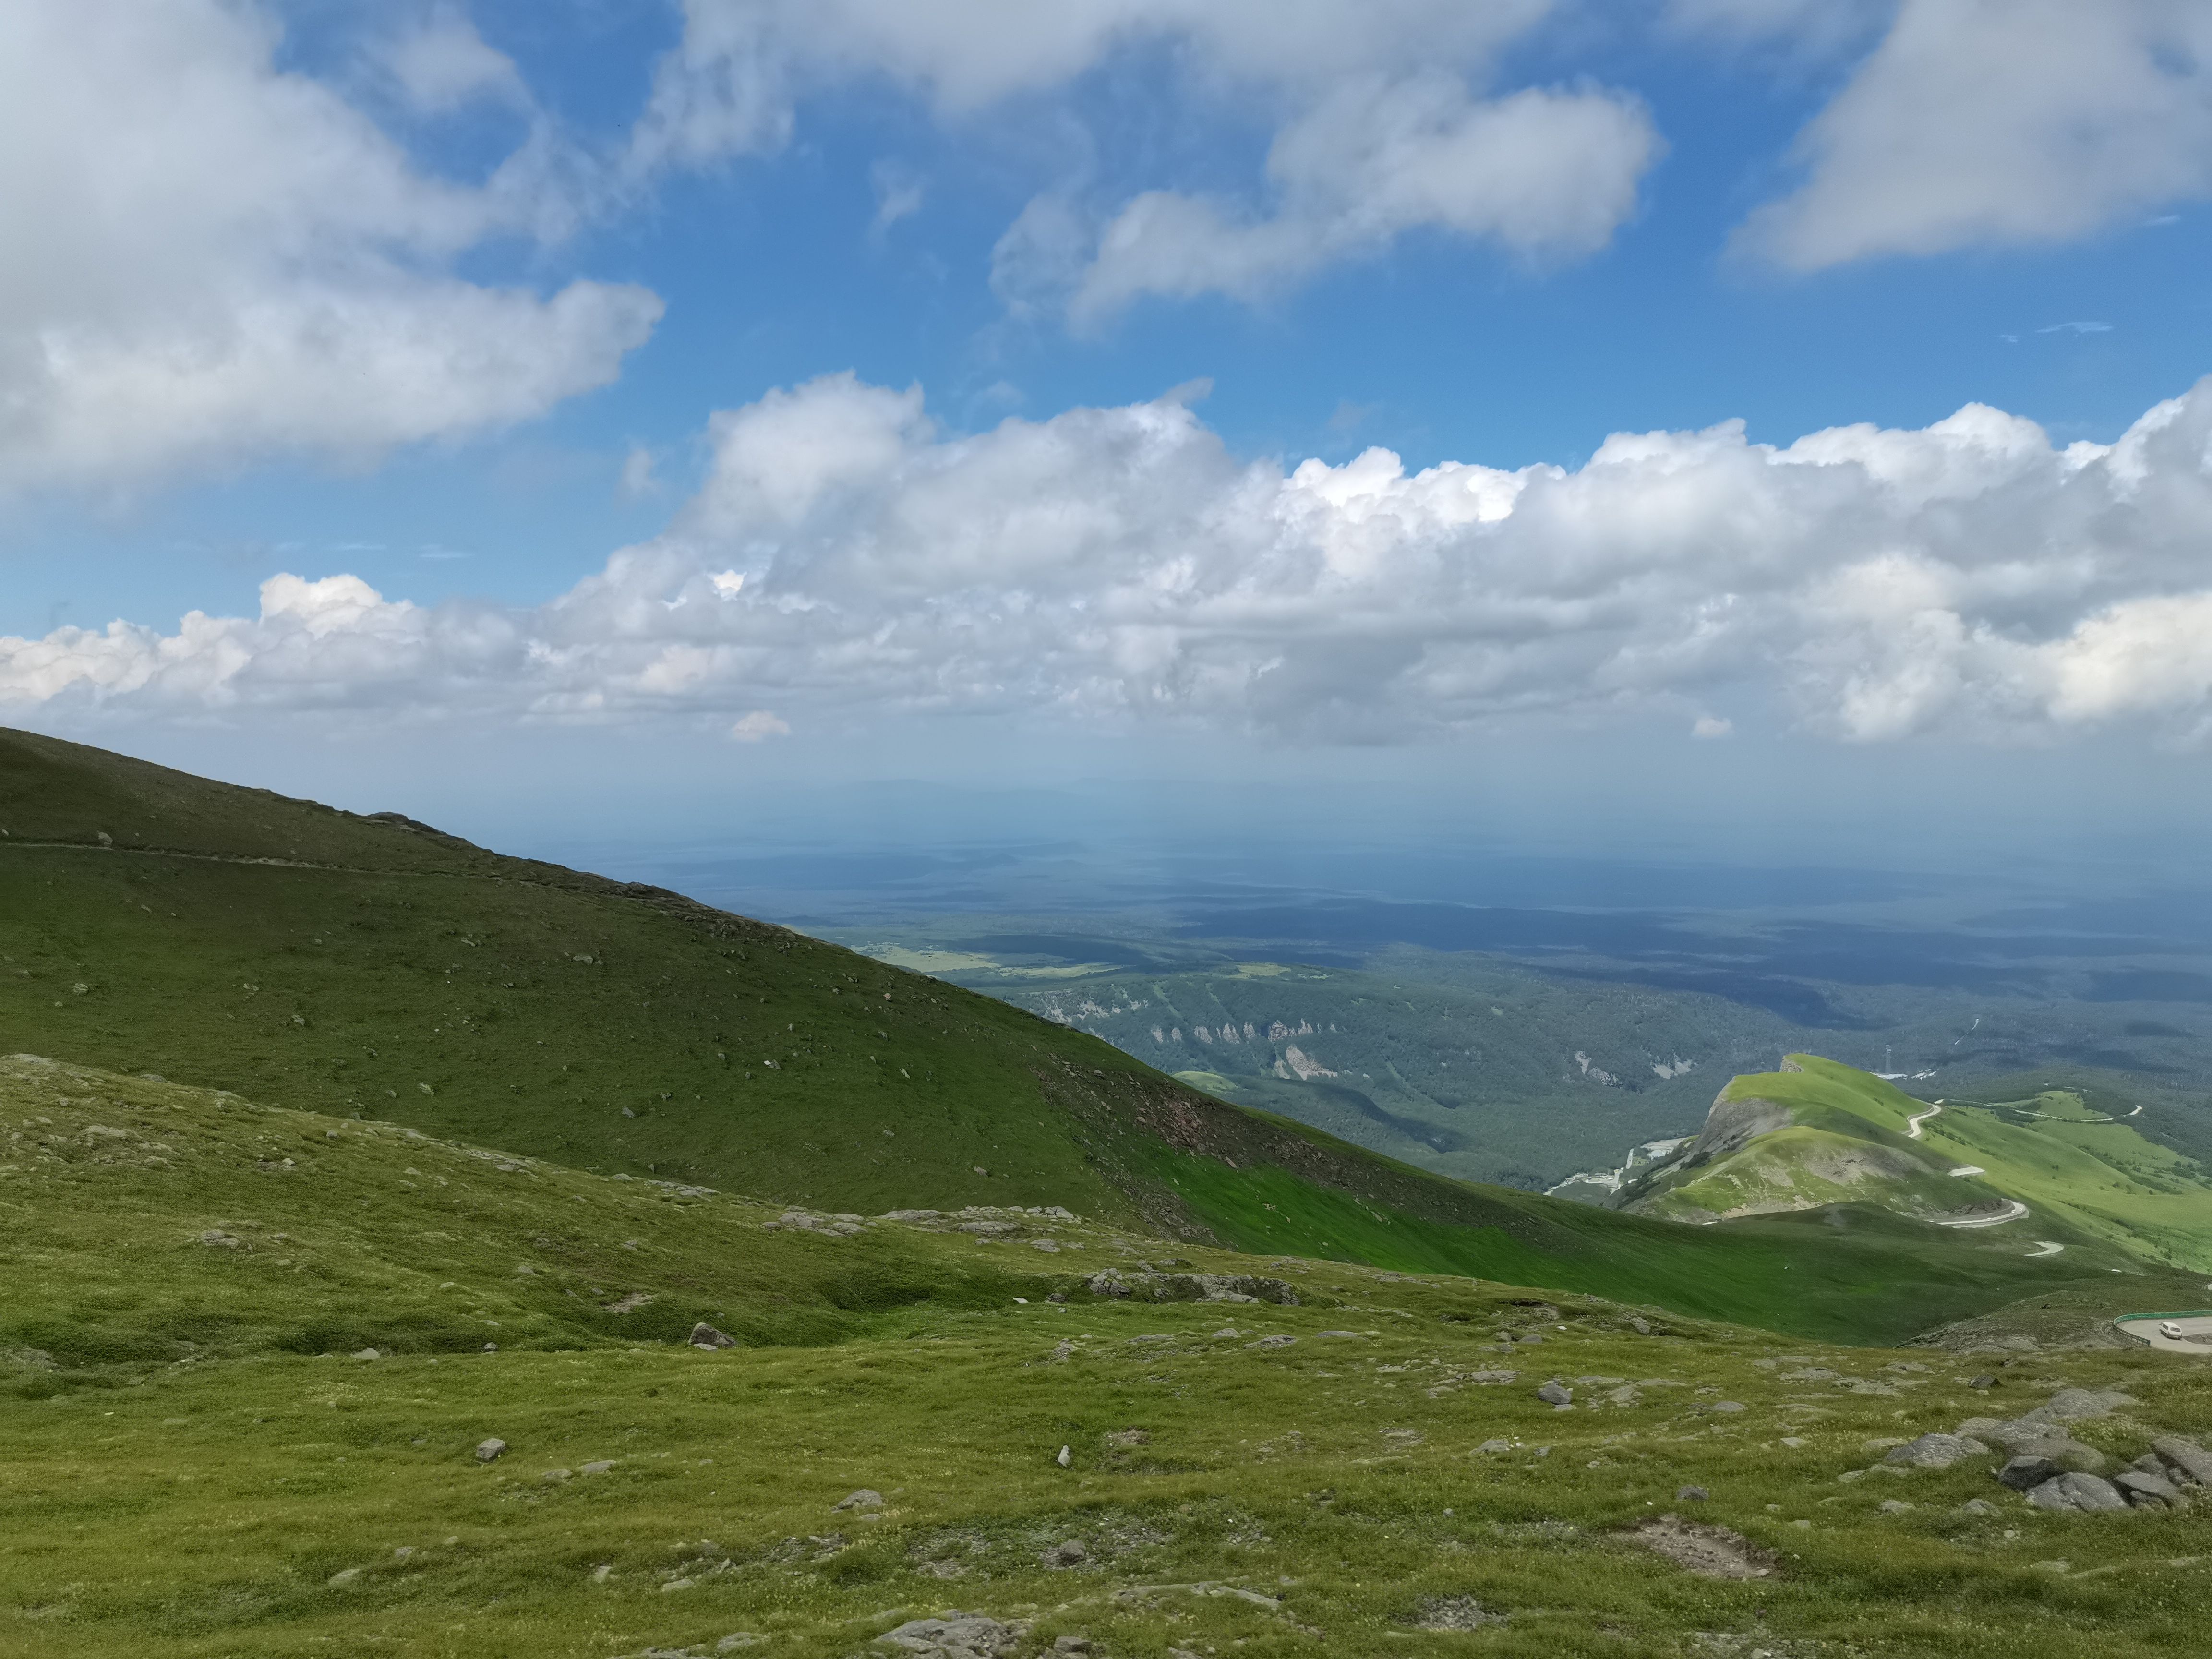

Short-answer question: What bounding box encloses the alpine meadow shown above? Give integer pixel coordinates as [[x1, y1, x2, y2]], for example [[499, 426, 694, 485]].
[[11, 5, 2212, 1657]]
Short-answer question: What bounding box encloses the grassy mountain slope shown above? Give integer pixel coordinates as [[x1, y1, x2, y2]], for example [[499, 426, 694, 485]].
[[0, 729, 2151, 1341], [9, 1055, 2212, 1659], [1622, 1057, 2212, 1273]]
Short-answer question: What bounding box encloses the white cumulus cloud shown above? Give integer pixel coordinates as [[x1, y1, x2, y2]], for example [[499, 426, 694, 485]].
[[0, 0, 661, 496], [1741, 0, 2212, 268], [1025, 76, 1659, 324], [17, 374, 2212, 748], [633, 1, 1656, 319]]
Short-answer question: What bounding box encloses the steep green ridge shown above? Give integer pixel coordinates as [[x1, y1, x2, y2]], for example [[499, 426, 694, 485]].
[[0, 730, 2138, 1339], [9, 1056, 2212, 1659], [0, 726, 1248, 1232], [1621, 1056, 2212, 1273]]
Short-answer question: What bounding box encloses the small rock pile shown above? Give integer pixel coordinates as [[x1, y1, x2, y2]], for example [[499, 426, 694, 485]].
[[1083, 1268, 1299, 1305], [1861, 1387, 2208, 1514], [764, 1209, 867, 1237], [874, 1612, 1028, 1658]]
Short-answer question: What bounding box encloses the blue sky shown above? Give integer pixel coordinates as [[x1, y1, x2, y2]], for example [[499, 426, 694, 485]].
[[8, 1, 2212, 872]]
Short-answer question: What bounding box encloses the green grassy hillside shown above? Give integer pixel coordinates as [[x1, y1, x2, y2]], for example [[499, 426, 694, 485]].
[[8, 1054, 2212, 1658], [1622, 1057, 2212, 1273], [0, 729, 2159, 1343]]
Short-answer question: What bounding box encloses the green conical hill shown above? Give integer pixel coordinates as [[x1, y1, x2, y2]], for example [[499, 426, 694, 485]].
[[1623, 1055, 2212, 1273]]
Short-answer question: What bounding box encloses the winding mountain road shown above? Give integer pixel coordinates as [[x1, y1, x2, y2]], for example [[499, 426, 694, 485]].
[[1905, 1100, 1944, 1139], [1932, 1198, 2030, 1228], [2117, 1314, 2212, 1353]]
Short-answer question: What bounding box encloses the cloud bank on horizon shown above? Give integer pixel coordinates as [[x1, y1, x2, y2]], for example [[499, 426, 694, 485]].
[[13, 373, 2212, 747]]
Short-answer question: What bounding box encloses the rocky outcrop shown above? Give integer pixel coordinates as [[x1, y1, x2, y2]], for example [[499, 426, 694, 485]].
[[1083, 1268, 1298, 1305], [1678, 1090, 1794, 1172]]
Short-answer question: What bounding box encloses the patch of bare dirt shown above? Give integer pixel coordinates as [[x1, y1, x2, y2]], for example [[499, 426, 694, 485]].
[[1630, 1515, 1777, 1580]]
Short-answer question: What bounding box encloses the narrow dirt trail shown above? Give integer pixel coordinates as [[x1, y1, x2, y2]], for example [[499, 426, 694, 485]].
[[1905, 1100, 1944, 1140]]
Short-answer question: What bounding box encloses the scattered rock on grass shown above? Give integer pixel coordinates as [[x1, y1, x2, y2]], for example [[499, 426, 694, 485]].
[[690, 1323, 736, 1349], [1537, 1380, 1573, 1407], [475, 1438, 507, 1463], [1676, 1485, 1709, 1503], [1042, 1539, 1087, 1568], [834, 1490, 885, 1512]]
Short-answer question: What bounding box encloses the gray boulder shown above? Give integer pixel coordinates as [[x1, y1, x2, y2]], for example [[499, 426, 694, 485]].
[[832, 1489, 884, 1512], [2026, 1472, 2128, 1513], [2026, 1388, 2134, 1424], [2115, 1469, 2187, 1510], [1996, 1455, 2059, 1491], [1885, 1432, 1990, 1470], [2152, 1435, 2212, 1486], [1961, 1417, 2106, 1472], [1536, 1380, 1573, 1407], [690, 1323, 736, 1349], [475, 1438, 507, 1463]]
